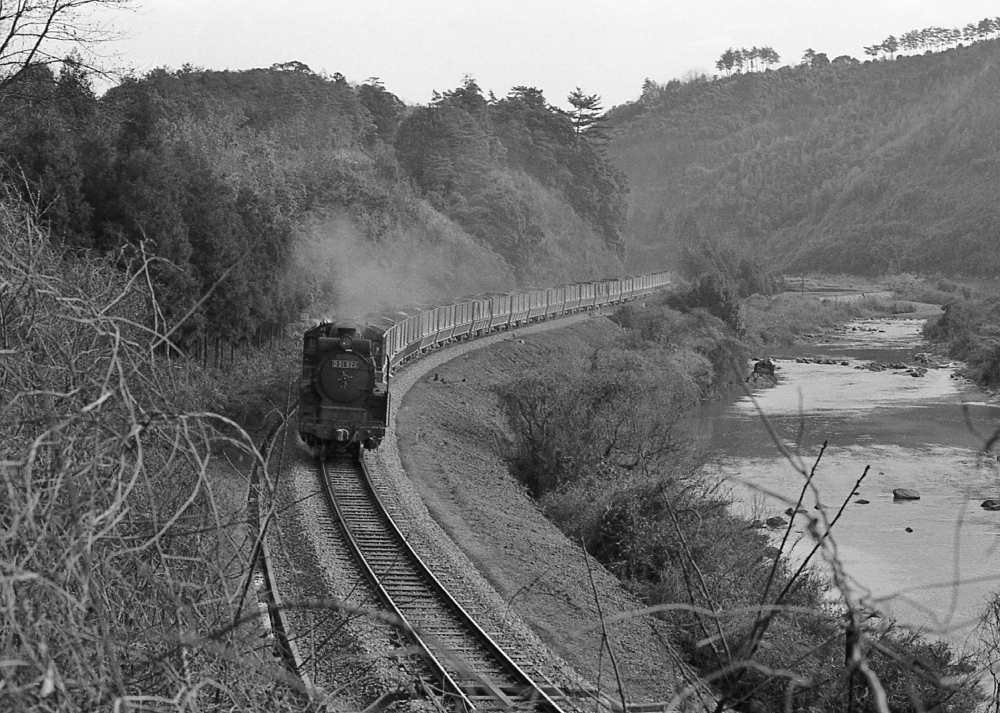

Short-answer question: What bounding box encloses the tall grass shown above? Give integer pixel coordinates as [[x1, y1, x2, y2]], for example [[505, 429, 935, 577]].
[[0, 199, 305, 711], [922, 289, 1000, 390], [742, 292, 903, 349]]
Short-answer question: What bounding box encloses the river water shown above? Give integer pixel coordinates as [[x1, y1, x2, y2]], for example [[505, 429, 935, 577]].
[[695, 316, 1000, 651]]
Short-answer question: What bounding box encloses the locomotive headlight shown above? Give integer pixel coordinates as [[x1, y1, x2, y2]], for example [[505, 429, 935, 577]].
[[338, 336, 353, 350]]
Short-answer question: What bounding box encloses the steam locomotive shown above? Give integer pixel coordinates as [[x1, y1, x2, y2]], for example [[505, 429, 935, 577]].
[[297, 272, 671, 454]]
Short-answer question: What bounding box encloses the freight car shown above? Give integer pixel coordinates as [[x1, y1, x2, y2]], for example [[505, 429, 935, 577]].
[[298, 272, 671, 454]]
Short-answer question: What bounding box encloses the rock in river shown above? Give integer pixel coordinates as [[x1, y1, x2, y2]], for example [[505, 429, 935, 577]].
[[893, 488, 921, 501]]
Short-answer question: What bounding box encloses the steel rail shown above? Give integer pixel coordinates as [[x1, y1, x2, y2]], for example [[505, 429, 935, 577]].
[[318, 453, 569, 713], [319, 455, 480, 709]]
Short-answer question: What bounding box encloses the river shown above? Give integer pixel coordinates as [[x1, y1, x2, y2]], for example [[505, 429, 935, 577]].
[[695, 314, 1000, 652]]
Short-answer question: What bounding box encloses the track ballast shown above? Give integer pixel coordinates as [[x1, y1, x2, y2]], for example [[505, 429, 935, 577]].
[[318, 452, 569, 712]]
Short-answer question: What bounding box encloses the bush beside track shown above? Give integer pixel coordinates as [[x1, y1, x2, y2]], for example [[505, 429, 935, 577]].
[[0, 201, 317, 710]]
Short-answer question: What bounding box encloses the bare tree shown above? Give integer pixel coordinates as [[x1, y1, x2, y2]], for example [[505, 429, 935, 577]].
[[0, 0, 131, 95]]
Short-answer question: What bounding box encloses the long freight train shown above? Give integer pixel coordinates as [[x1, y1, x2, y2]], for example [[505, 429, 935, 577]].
[[298, 272, 672, 454]]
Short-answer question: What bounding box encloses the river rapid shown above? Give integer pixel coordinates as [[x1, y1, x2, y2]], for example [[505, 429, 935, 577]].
[[695, 314, 1000, 651]]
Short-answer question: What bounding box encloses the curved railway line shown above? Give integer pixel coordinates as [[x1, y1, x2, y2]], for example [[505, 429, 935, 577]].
[[250, 325, 631, 710], [319, 452, 570, 712], [252, 284, 688, 710]]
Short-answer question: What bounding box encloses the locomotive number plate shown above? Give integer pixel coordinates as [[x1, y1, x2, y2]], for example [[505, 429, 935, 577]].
[[329, 359, 361, 369]]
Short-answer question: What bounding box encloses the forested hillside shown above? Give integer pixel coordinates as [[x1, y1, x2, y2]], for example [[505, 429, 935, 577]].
[[609, 37, 1000, 277], [0, 65, 625, 347]]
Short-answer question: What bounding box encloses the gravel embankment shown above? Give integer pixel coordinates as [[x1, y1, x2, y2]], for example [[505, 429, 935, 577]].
[[388, 315, 709, 707], [268, 430, 415, 708]]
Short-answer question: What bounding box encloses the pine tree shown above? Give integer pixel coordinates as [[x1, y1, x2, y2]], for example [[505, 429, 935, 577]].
[[567, 87, 607, 142], [716, 48, 737, 76]]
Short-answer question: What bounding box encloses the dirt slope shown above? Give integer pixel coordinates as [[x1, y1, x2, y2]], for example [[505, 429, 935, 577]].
[[395, 316, 707, 707]]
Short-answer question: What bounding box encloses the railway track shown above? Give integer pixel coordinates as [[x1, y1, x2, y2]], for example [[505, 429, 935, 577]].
[[254, 311, 685, 708], [319, 451, 570, 712]]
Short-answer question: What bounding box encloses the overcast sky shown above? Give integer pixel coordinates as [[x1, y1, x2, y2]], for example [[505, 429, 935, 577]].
[[98, 1, 1000, 109]]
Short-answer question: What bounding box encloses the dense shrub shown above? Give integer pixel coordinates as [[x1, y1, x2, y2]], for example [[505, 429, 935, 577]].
[[0, 200, 306, 711], [923, 294, 1000, 389], [495, 346, 700, 497], [610, 301, 749, 390], [665, 273, 746, 334]]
